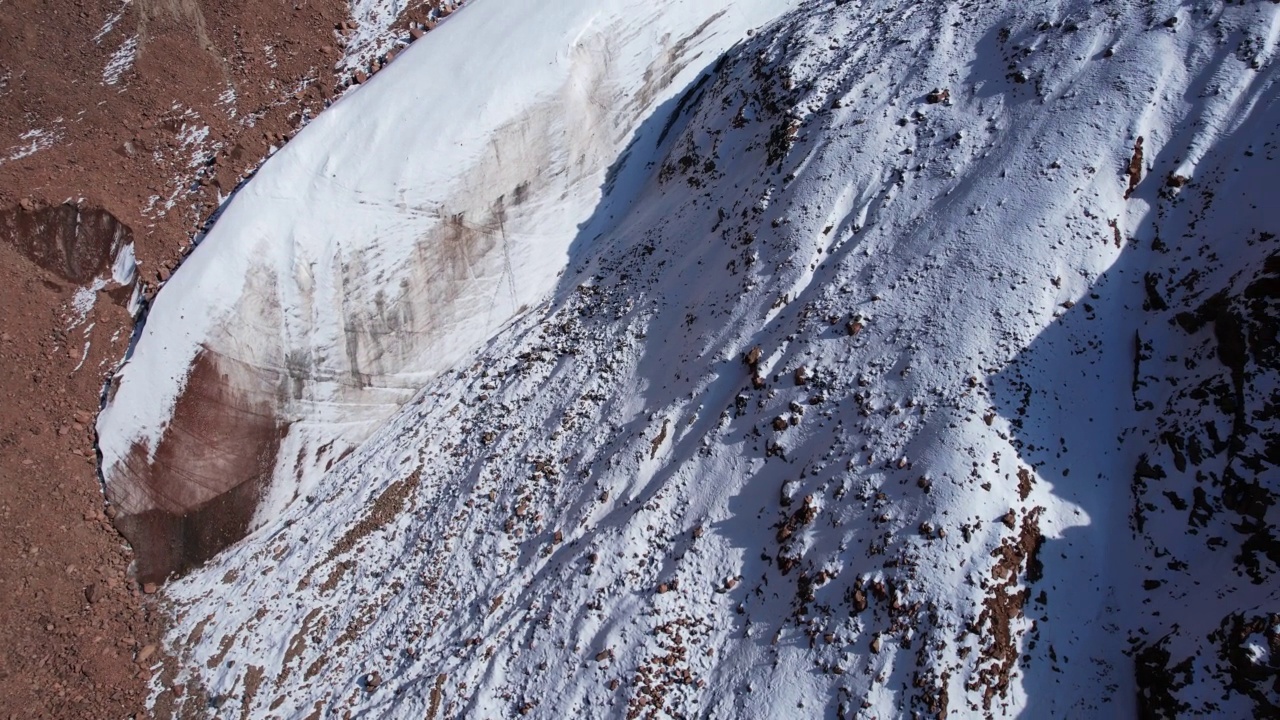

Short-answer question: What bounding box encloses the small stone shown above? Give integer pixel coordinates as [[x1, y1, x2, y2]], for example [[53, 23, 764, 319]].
[[364, 671, 381, 690], [772, 416, 789, 432], [1001, 509, 1017, 529], [926, 88, 950, 104], [141, 582, 158, 595]]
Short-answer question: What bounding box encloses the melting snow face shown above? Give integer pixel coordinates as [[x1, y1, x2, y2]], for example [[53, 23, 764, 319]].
[[98, 0, 801, 587], [103, 35, 139, 85]]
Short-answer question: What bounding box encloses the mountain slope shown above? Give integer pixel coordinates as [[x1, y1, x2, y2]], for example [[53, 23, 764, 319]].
[[97, 0, 802, 584], [151, 0, 1279, 717]]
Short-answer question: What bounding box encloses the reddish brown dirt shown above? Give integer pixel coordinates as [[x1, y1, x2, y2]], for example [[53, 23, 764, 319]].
[[0, 239, 158, 718], [0, 0, 374, 716], [0, 0, 461, 712]]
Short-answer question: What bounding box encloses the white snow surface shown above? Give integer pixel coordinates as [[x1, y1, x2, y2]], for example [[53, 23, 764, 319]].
[[148, 0, 1280, 717], [98, 0, 800, 532]]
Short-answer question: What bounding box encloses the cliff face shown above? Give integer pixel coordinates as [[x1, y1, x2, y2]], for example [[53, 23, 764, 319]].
[[143, 0, 1280, 717]]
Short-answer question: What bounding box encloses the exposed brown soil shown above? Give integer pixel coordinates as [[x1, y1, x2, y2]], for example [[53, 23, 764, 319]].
[[0, 0, 378, 715], [0, 0, 467, 711], [0, 238, 162, 718]]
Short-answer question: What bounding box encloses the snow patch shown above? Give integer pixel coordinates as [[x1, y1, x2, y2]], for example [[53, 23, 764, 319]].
[[112, 242, 137, 286], [94, 0, 132, 44], [103, 35, 138, 86], [3, 128, 61, 163], [1245, 636, 1271, 667], [216, 85, 237, 120], [69, 279, 106, 329]]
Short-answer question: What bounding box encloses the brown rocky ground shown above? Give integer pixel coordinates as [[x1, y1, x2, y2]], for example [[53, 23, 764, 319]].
[[0, 0, 457, 716]]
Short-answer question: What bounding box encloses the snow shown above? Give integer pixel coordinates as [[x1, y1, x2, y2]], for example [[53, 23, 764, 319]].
[[112, 242, 136, 286], [103, 35, 138, 86], [99, 0, 802, 538], [339, 0, 459, 75], [1246, 636, 1271, 667], [72, 323, 95, 373], [216, 85, 237, 120], [69, 279, 106, 328], [125, 0, 1280, 716], [93, 0, 131, 44], [3, 128, 61, 163]]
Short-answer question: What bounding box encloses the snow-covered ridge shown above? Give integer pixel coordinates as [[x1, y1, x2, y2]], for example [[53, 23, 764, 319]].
[[97, 0, 801, 582], [151, 0, 1280, 717]]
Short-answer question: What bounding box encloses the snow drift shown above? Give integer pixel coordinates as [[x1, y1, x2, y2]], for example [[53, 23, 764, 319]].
[[96, 0, 802, 583], [136, 0, 1280, 716]]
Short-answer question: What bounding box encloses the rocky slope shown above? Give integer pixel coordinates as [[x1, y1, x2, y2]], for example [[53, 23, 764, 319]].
[[142, 0, 1280, 717]]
